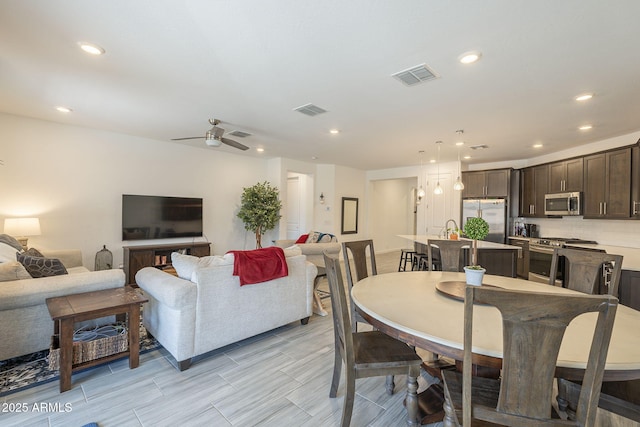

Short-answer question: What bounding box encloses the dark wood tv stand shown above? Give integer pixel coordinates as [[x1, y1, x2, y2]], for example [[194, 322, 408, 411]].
[[123, 242, 211, 285]]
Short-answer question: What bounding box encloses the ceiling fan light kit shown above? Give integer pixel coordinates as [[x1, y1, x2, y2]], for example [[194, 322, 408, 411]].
[[172, 118, 249, 151]]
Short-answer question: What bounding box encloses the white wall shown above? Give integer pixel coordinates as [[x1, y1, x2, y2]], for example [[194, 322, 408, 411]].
[[1, 113, 269, 268], [370, 178, 416, 252], [334, 165, 366, 243], [314, 164, 336, 234], [367, 161, 462, 247]]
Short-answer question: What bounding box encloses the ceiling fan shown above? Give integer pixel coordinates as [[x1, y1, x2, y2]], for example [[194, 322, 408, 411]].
[[171, 118, 249, 151]]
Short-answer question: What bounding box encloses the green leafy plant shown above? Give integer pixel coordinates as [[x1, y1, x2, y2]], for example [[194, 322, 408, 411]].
[[237, 181, 283, 248], [463, 217, 489, 267]]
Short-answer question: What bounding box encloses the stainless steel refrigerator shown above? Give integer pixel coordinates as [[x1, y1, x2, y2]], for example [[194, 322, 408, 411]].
[[462, 199, 507, 243]]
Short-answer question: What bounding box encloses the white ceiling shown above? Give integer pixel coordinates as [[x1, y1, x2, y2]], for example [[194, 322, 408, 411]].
[[1, 0, 640, 170]]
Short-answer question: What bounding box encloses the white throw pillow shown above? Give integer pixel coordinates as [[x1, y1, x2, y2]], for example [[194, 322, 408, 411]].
[[171, 252, 233, 280], [306, 231, 321, 243], [283, 246, 302, 257], [0, 242, 19, 263], [0, 261, 32, 281], [171, 252, 201, 280]]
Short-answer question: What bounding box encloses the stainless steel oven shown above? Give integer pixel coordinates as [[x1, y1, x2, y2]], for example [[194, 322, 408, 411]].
[[527, 237, 598, 285], [528, 241, 563, 285]]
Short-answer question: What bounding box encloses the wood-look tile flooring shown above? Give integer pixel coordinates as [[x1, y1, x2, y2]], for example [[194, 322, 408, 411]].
[[1, 251, 636, 426]]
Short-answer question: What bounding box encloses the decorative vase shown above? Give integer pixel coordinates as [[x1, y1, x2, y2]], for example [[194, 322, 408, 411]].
[[464, 266, 486, 286]]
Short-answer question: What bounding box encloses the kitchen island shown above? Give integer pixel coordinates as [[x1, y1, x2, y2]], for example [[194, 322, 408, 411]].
[[398, 234, 521, 278]]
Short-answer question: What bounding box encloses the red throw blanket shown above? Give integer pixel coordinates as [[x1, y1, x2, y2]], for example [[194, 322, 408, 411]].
[[226, 247, 289, 286]]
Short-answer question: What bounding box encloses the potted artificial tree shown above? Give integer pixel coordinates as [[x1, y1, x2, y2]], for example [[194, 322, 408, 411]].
[[462, 216, 490, 285], [237, 181, 283, 248]]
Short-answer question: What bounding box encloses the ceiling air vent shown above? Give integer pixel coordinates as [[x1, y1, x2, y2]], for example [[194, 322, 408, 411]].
[[227, 130, 252, 138], [294, 103, 328, 117], [392, 64, 439, 86], [470, 144, 489, 150]]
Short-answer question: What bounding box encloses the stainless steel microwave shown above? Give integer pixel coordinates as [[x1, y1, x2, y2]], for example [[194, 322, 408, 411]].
[[544, 192, 582, 216]]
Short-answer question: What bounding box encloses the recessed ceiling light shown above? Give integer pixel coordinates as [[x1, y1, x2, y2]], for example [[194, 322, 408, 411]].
[[463, 155, 471, 160], [575, 93, 593, 102], [579, 124, 593, 131], [459, 51, 482, 64], [455, 141, 464, 146], [256, 147, 264, 153], [329, 129, 340, 135], [429, 159, 436, 164], [78, 42, 105, 55], [55, 106, 72, 113], [533, 143, 543, 148]]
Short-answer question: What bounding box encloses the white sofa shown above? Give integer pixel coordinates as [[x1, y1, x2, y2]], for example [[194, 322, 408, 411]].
[[274, 234, 341, 316], [135, 247, 316, 370], [0, 244, 126, 361]]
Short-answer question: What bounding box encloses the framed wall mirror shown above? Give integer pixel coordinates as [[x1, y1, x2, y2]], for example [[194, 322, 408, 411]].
[[341, 197, 358, 234]]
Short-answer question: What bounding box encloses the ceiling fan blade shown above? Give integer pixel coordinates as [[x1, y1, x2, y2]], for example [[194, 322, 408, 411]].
[[221, 137, 249, 151], [171, 136, 203, 141]]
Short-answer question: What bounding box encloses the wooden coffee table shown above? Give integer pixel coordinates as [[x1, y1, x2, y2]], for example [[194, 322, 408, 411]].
[[46, 286, 148, 392]]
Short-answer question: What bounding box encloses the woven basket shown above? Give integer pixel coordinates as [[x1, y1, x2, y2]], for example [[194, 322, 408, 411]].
[[49, 322, 128, 370]]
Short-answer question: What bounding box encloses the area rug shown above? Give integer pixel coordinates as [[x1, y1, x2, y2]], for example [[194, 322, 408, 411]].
[[0, 322, 159, 397]]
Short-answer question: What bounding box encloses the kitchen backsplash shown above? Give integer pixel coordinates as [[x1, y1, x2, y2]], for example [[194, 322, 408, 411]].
[[514, 217, 640, 248]]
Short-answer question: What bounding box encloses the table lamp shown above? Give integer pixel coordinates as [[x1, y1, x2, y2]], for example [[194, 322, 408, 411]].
[[4, 217, 41, 250]]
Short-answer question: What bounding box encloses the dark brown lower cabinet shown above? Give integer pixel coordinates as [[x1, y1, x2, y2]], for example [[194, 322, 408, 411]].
[[463, 248, 517, 278], [619, 269, 640, 310]]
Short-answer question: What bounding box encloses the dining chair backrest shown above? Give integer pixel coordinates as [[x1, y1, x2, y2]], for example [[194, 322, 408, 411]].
[[324, 253, 354, 369], [342, 240, 377, 284], [427, 239, 468, 272], [342, 240, 377, 332], [459, 285, 618, 426], [549, 247, 623, 296]]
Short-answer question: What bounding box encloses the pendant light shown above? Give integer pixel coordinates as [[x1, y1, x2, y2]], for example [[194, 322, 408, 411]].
[[434, 141, 443, 195], [453, 131, 465, 191], [417, 150, 426, 203]]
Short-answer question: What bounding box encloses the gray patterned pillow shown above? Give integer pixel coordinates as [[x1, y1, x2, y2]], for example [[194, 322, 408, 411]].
[[17, 253, 68, 278], [22, 247, 44, 257]]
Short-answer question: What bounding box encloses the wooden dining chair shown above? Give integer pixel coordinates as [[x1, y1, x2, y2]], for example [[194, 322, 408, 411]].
[[342, 240, 377, 333], [323, 252, 422, 427], [426, 240, 469, 272], [549, 247, 623, 296], [441, 285, 618, 427], [548, 247, 626, 420]]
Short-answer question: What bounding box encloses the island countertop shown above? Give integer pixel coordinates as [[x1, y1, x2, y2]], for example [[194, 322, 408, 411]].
[[398, 234, 520, 277], [398, 234, 522, 250]]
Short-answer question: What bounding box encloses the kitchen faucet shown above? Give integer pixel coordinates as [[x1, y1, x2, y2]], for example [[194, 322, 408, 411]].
[[444, 219, 459, 238]]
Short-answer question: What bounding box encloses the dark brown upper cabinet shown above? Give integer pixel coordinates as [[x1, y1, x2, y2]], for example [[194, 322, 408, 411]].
[[548, 158, 583, 193], [583, 147, 631, 218], [462, 169, 510, 198], [519, 164, 548, 217]]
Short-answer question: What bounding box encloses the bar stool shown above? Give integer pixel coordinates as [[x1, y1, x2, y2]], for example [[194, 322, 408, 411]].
[[412, 242, 428, 271], [398, 249, 416, 272]]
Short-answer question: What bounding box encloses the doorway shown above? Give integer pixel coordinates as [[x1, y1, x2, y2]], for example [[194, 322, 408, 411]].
[[286, 172, 313, 240]]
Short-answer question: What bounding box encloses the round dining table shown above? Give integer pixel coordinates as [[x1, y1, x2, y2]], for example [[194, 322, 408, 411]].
[[351, 271, 640, 382]]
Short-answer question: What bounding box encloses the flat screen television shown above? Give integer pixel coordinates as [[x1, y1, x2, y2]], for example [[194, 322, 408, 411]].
[[122, 194, 203, 241]]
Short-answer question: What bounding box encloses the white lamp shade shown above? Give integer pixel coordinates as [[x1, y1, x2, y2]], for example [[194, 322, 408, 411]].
[[4, 217, 41, 237]]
